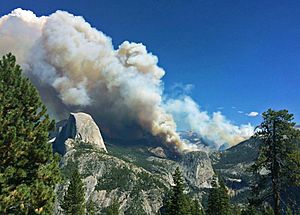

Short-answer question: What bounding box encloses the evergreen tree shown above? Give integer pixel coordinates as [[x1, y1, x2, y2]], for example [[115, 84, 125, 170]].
[[286, 207, 293, 215], [263, 206, 275, 215], [190, 199, 205, 215], [251, 109, 300, 215], [241, 205, 261, 215], [87, 199, 96, 215], [162, 167, 191, 215], [61, 168, 85, 215], [206, 176, 231, 215], [161, 167, 204, 215], [231, 205, 242, 215], [0, 53, 61, 214]]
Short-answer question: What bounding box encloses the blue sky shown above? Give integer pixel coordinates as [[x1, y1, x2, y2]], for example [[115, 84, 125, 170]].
[[1, 0, 300, 125]]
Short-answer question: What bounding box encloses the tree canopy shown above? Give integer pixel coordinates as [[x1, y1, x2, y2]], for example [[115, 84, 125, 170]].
[[61, 167, 85, 215], [0, 53, 61, 214], [206, 175, 231, 215], [161, 167, 204, 215], [251, 109, 300, 215]]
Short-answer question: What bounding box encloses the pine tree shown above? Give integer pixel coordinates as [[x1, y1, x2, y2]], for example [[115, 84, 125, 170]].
[[190, 199, 205, 215], [161, 167, 204, 215], [162, 167, 191, 215], [251, 109, 300, 215], [87, 199, 96, 215], [61, 167, 85, 215], [0, 53, 61, 214], [206, 176, 231, 215]]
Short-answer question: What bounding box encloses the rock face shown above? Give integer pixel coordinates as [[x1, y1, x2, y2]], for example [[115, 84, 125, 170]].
[[55, 144, 216, 214], [56, 144, 166, 215], [53, 112, 107, 154], [211, 138, 260, 203], [181, 151, 214, 189], [54, 112, 216, 214], [148, 147, 167, 158]]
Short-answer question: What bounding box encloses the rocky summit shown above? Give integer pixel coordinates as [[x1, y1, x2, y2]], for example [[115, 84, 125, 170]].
[[53, 112, 218, 214], [53, 112, 107, 154]]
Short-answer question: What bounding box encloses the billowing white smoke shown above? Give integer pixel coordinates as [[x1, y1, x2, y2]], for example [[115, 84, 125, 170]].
[[165, 96, 254, 149], [0, 9, 253, 151]]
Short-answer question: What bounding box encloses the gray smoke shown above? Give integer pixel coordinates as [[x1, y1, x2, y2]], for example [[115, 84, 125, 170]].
[[0, 9, 254, 151]]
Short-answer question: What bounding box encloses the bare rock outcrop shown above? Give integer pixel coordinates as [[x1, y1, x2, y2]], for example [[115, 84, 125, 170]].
[[181, 151, 214, 188], [53, 112, 107, 154], [148, 147, 167, 158]]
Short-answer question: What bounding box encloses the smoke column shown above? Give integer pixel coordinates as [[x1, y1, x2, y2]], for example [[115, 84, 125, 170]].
[[0, 9, 253, 151]]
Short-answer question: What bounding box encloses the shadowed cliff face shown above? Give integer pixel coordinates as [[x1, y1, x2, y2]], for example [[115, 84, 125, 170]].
[[53, 112, 107, 154]]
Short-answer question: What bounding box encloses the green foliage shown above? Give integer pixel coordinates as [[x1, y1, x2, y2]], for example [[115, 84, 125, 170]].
[[61, 168, 85, 215], [214, 138, 260, 166], [105, 200, 120, 215], [161, 167, 204, 215], [0, 53, 61, 214], [241, 205, 262, 215], [286, 207, 293, 215], [263, 206, 275, 215], [86, 199, 96, 215], [95, 163, 165, 195], [251, 109, 300, 215], [106, 142, 163, 171], [212, 138, 261, 204], [136, 171, 166, 191], [124, 198, 146, 215], [60, 160, 78, 180], [127, 172, 165, 214], [96, 166, 133, 192], [163, 167, 190, 215], [206, 176, 231, 215], [190, 199, 205, 215], [231, 205, 242, 215]]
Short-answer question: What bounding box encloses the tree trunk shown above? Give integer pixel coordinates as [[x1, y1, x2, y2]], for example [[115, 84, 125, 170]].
[[272, 171, 280, 215], [272, 120, 280, 215]]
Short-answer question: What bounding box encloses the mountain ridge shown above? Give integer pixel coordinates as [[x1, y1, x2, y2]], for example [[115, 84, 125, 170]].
[[54, 112, 216, 214]]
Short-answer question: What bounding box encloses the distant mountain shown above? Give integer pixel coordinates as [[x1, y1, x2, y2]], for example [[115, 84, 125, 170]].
[[179, 131, 211, 149], [211, 138, 261, 203], [213, 135, 300, 205], [179, 131, 230, 150]]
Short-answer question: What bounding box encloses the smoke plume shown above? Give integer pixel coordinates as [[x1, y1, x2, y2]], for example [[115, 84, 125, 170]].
[[165, 96, 253, 149], [0, 9, 253, 151]]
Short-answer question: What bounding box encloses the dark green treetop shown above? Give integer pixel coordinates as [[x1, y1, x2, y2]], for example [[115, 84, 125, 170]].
[[251, 109, 300, 215], [61, 167, 86, 215], [0, 53, 61, 214], [206, 175, 231, 215], [161, 167, 205, 215], [105, 199, 120, 215]]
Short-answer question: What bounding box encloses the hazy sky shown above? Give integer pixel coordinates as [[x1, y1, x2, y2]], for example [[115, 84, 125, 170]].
[[1, 0, 299, 125]]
